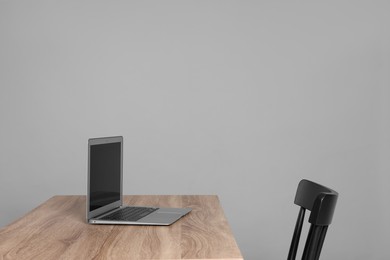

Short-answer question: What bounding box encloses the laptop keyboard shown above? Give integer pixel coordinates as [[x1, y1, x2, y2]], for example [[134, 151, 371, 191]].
[[100, 207, 159, 222]]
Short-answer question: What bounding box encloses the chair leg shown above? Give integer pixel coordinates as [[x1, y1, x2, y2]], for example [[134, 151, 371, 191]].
[[302, 224, 314, 260], [314, 226, 328, 260], [302, 225, 322, 260], [288, 207, 305, 260]]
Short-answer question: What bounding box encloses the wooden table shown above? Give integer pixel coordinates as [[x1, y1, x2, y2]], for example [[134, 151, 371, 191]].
[[0, 195, 243, 259]]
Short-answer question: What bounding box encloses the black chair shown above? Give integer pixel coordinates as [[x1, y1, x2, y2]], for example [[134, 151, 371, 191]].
[[287, 179, 338, 260]]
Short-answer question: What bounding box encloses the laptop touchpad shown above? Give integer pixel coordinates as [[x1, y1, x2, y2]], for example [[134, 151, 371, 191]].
[[139, 212, 182, 225]]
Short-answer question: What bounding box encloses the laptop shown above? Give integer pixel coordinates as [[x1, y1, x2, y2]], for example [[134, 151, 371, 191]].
[[87, 136, 191, 225]]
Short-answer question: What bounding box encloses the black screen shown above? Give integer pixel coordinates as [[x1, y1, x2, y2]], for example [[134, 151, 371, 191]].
[[89, 142, 121, 211]]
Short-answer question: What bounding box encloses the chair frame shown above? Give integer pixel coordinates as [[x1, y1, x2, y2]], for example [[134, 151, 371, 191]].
[[287, 179, 338, 260]]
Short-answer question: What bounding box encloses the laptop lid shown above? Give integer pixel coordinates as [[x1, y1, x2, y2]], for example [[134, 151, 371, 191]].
[[87, 136, 123, 220]]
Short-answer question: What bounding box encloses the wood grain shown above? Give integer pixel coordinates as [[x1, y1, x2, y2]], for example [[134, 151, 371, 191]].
[[0, 195, 243, 260]]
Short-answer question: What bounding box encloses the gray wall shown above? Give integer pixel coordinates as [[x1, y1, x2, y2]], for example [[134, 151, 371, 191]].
[[1, 1, 389, 259]]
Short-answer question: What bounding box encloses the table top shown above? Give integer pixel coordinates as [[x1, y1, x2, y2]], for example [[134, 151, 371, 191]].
[[0, 195, 243, 260]]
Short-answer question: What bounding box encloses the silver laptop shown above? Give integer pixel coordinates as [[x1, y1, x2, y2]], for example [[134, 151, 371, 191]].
[[87, 136, 191, 225]]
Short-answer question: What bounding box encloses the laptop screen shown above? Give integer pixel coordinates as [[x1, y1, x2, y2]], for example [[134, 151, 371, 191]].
[[89, 141, 121, 212]]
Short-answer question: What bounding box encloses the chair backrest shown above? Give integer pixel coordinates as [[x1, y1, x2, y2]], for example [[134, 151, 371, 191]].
[[287, 179, 338, 260]]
